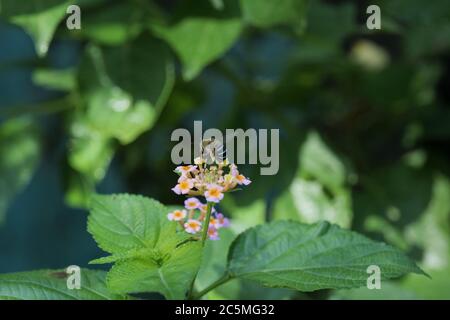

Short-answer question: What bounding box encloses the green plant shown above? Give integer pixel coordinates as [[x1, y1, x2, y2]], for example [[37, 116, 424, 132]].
[[0, 156, 426, 300], [2, 0, 449, 301]]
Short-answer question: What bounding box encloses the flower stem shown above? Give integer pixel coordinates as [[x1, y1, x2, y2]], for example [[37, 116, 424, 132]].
[[187, 202, 214, 299], [192, 273, 232, 300], [200, 202, 213, 245]]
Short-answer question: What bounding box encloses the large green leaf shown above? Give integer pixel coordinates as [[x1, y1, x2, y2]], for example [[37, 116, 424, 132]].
[[0, 118, 40, 222], [152, 18, 242, 80], [88, 194, 202, 299], [239, 0, 307, 28], [0, 269, 126, 300], [0, 0, 70, 56], [227, 220, 425, 291]]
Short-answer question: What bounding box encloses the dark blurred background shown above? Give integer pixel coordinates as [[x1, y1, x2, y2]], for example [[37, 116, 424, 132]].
[[0, 0, 449, 299]]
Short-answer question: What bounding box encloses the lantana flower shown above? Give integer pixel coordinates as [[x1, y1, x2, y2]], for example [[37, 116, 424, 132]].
[[171, 178, 194, 194], [168, 156, 251, 242], [167, 209, 187, 221], [207, 225, 220, 240], [235, 174, 251, 186], [184, 197, 201, 210], [204, 184, 224, 203], [184, 219, 202, 234], [175, 165, 198, 176]]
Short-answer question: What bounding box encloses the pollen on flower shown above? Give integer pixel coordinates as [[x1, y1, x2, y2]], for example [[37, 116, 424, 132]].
[[169, 157, 249, 240]]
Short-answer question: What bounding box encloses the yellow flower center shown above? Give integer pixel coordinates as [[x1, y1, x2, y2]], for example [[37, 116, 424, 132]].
[[188, 221, 199, 228], [180, 180, 190, 189], [209, 188, 220, 197], [174, 211, 183, 218]]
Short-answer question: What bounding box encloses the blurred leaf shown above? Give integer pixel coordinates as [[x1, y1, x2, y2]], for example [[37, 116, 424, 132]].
[[228, 220, 425, 291], [85, 87, 156, 145], [0, 0, 70, 57], [275, 179, 352, 228], [0, 118, 40, 222], [63, 169, 96, 208], [210, 0, 224, 11], [402, 267, 450, 299], [68, 117, 114, 181], [220, 197, 265, 233], [274, 132, 352, 228], [32, 68, 76, 91], [0, 269, 127, 300], [239, 0, 307, 29], [354, 163, 433, 236], [88, 194, 202, 299], [300, 131, 347, 192], [76, 2, 144, 45], [364, 215, 409, 251], [405, 174, 450, 269], [380, 0, 450, 57], [152, 18, 242, 80], [78, 35, 174, 144]]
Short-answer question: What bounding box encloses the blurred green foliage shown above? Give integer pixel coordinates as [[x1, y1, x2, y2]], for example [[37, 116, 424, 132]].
[[1, 0, 450, 299]]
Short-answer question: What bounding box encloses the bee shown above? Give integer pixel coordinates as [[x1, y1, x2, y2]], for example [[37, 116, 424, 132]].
[[201, 137, 226, 163]]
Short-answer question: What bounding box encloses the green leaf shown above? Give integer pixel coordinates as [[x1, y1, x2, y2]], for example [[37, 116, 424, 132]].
[[405, 174, 450, 269], [275, 179, 352, 228], [88, 194, 202, 299], [274, 131, 352, 228], [68, 117, 114, 181], [300, 131, 346, 192], [228, 220, 425, 292], [0, 118, 40, 222], [152, 18, 242, 80], [32, 68, 76, 91], [239, 0, 307, 28], [78, 35, 174, 144], [402, 267, 450, 300], [1, 0, 70, 57], [77, 2, 144, 45], [0, 269, 127, 300]]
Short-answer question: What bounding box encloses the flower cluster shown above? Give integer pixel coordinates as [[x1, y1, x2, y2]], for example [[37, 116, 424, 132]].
[[167, 198, 229, 240], [168, 158, 251, 241]]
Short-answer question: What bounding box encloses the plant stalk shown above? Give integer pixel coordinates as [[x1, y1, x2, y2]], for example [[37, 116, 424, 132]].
[[192, 273, 232, 300], [200, 202, 213, 245]]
